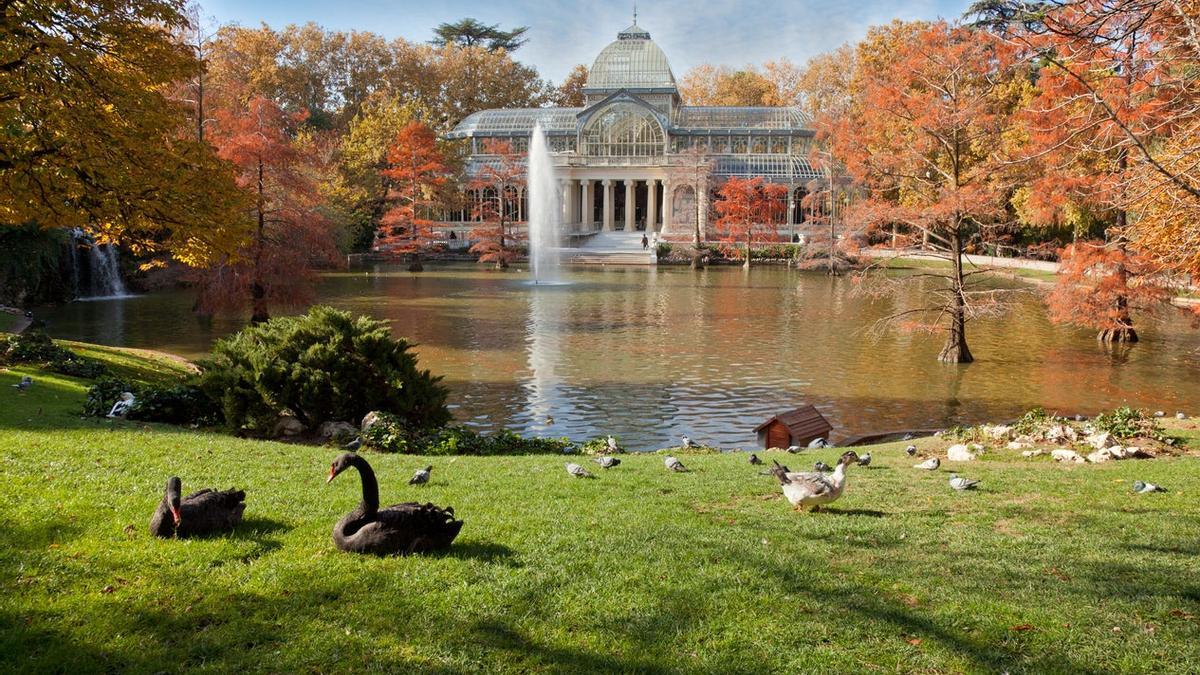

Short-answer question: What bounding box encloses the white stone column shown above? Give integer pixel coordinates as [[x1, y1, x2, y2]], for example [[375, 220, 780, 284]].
[[560, 179, 572, 224], [661, 179, 671, 233], [582, 180, 595, 228], [646, 179, 658, 233], [517, 188, 524, 223], [624, 179, 636, 232], [602, 180, 614, 231]]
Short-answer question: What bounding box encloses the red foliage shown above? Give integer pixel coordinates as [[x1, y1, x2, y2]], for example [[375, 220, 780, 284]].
[[1046, 241, 1172, 341], [712, 176, 787, 264], [468, 139, 525, 269], [196, 96, 337, 320], [377, 122, 449, 262]]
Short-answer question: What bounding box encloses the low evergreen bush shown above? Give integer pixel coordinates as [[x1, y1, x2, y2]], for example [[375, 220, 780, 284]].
[[1, 332, 110, 379], [199, 306, 450, 435]]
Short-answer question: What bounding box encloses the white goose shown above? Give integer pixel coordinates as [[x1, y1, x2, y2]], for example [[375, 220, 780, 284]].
[[769, 451, 859, 512]]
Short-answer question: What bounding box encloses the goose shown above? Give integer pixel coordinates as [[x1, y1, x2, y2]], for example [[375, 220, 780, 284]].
[[1132, 480, 1167, 494], [913, 457, 940, 470], [807, 438, 830, 449], [785, 445, 802, 453], [12, 376, 32, 391], [664, 456, 688, 472], [566, 462, 594, 478], [606, 435, 620, 453], [149, 477, 245, 538], [949, 474, 980, 491], [749, 454, 762, 465], [106, 392, 135, 418], [905, 444, 918, 457], [593, 456, 621, 469], [769, 451, 859, 511], [408, 465, 432, 486], [327, 453, 462, 555], [857, 452, 872, 468]]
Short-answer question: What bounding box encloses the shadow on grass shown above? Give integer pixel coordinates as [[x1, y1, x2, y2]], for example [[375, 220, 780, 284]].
[[435, 540, 519, 565], [821, 507, 887, 518]]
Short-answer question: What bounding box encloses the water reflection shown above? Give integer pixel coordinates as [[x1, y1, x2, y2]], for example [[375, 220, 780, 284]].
[[36, 263, 1200, 448]]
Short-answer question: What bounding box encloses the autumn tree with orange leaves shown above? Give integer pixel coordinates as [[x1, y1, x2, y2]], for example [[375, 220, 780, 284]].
[[1047, 242, 1172, 342], [468, 139, 524, 270], [378, 122, 449, 272], [712, 177, 787, 269], [825, 21, 1024, 363], [198, 96, 337, 322]]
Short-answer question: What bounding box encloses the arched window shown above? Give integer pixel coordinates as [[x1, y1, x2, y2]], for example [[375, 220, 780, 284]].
[[581, 103, 665, 157]]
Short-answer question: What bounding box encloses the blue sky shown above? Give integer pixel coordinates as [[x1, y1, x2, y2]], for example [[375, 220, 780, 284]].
[[200, 0, 975, 83]]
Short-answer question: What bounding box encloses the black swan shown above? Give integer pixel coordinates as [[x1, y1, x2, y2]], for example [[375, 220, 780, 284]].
[[326, 453, 463, 555], [149, 477, 246, 538]]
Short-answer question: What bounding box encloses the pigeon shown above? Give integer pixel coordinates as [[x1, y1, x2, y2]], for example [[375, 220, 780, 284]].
[[664, 456, 688, 472], [749, 453, 762, 465], [949, 474, 980, 491], [12, 376, 32, 391], [681, 436, 694, 448], [902, 433, 914, 441], [408, 465, 432, 485], [813, 461, 832, 473], [807, 437, 830, 449], [1177, 412, 1188, 420], [1154, 410, 1165, 417], [593, 456, 621, 469], [106, 392, 135, 418], [913, 457, 940, 470], [566, 462, 594, 478], [606, 435, 620, 453], [1132, 480, 1167, 494], [905, 444, 918, 457], [343, 436, 362, 451], [857, 452, 872, 468], [785, 445, 802, 453]]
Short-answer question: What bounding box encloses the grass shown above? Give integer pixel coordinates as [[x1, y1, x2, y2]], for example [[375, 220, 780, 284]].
[[2, 345, 1199, 673], [881, 256, 1060, 283]]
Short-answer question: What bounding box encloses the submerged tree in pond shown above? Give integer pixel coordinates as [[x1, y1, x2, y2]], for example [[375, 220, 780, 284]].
[[712, 177, 787, 269], [379, 122, 449, 272], [1046, 241, 1172, 343], [468, 139, 524, 270], [827, 21, 1023, 363], [198, 96, 336, 321]]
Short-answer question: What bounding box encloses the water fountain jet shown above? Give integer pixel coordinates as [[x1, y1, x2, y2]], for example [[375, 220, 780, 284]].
[[526, 123, 562, 284]]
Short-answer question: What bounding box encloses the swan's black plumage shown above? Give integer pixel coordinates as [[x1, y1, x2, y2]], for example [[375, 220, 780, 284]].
[[327, 453, 462, 555], [149, 477, 245, 538]]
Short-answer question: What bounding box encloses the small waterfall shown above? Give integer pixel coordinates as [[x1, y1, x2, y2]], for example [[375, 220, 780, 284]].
[[527, 123, 561, 283], [70, 229, 130, 299]]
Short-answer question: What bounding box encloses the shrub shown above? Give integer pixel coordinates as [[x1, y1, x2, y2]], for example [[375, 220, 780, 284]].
[[1011, 407, 1065, 438], [1, 332, 110, 379], [363, 419, 574, 455], [1092, 406, 1165, 442], [84, 377, 131, 417], [656, 242, 672, 258], [199, 306, 450, 435], [83, 377, 220, 426]]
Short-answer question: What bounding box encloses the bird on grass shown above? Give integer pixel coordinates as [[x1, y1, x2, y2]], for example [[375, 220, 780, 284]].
[[857, 452, 872, 468], [905, 444, 918, 457], [606, 435, 620, 453], [1154, 410, 1166, 418], [1177, 412, 1188, 420], [813, 461, 832, 473], [913, 457, 940, 471], [408, 465, 432, 486], [13, 375, 33, 391], [749, 454, 762, 466], [949, 474, 981, 491], [566, 462, 594, 478], [785, 445, 802, 453], [150, 477, 245, 538], [681, 436, 694, 449], [902, 433, 914, 441], [1132, 480, 1167, 494], [344, 437, 362, 451], [808, 438, 830, 449], [593, 456, 621, 469], [664, 456, 688, 472], [769, 451, 859, 512]]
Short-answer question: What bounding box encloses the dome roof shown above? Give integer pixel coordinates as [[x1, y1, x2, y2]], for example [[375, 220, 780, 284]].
[[585, 22, 676, 91]]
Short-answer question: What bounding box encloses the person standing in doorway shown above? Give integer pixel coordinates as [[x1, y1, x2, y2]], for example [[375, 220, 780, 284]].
[[642, 233, 649, 250]]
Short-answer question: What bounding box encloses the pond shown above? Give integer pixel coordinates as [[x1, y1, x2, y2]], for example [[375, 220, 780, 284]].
[[38, 263, 1200, 449]]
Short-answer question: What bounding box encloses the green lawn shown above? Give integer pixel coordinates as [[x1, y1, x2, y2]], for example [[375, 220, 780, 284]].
[[2, 346, 1199, 673], [881, 256, 1059, 283]]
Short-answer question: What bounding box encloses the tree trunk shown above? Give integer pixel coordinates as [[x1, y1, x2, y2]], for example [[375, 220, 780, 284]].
[[691, 248, 705, 270], [938, 228, 973, 363], [1098, 292, 1138, 343], [250, 159, 269, 324], [408, 252, 424, 272], [744, 234, 751, 269]]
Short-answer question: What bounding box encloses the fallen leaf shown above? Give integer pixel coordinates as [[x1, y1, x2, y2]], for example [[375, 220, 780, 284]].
[[1010, 623, 1034, 632], [1168, 609, 1195, 620], [906, 638, 922, 646]]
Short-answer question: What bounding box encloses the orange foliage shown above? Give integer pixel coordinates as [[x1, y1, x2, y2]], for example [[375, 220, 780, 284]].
[[377, 122, 449, 261], [467, 139, 524, 269], [196, 96, 337, 320], [712, 177, 787, 266], [1046, 241, 1173, 341]]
